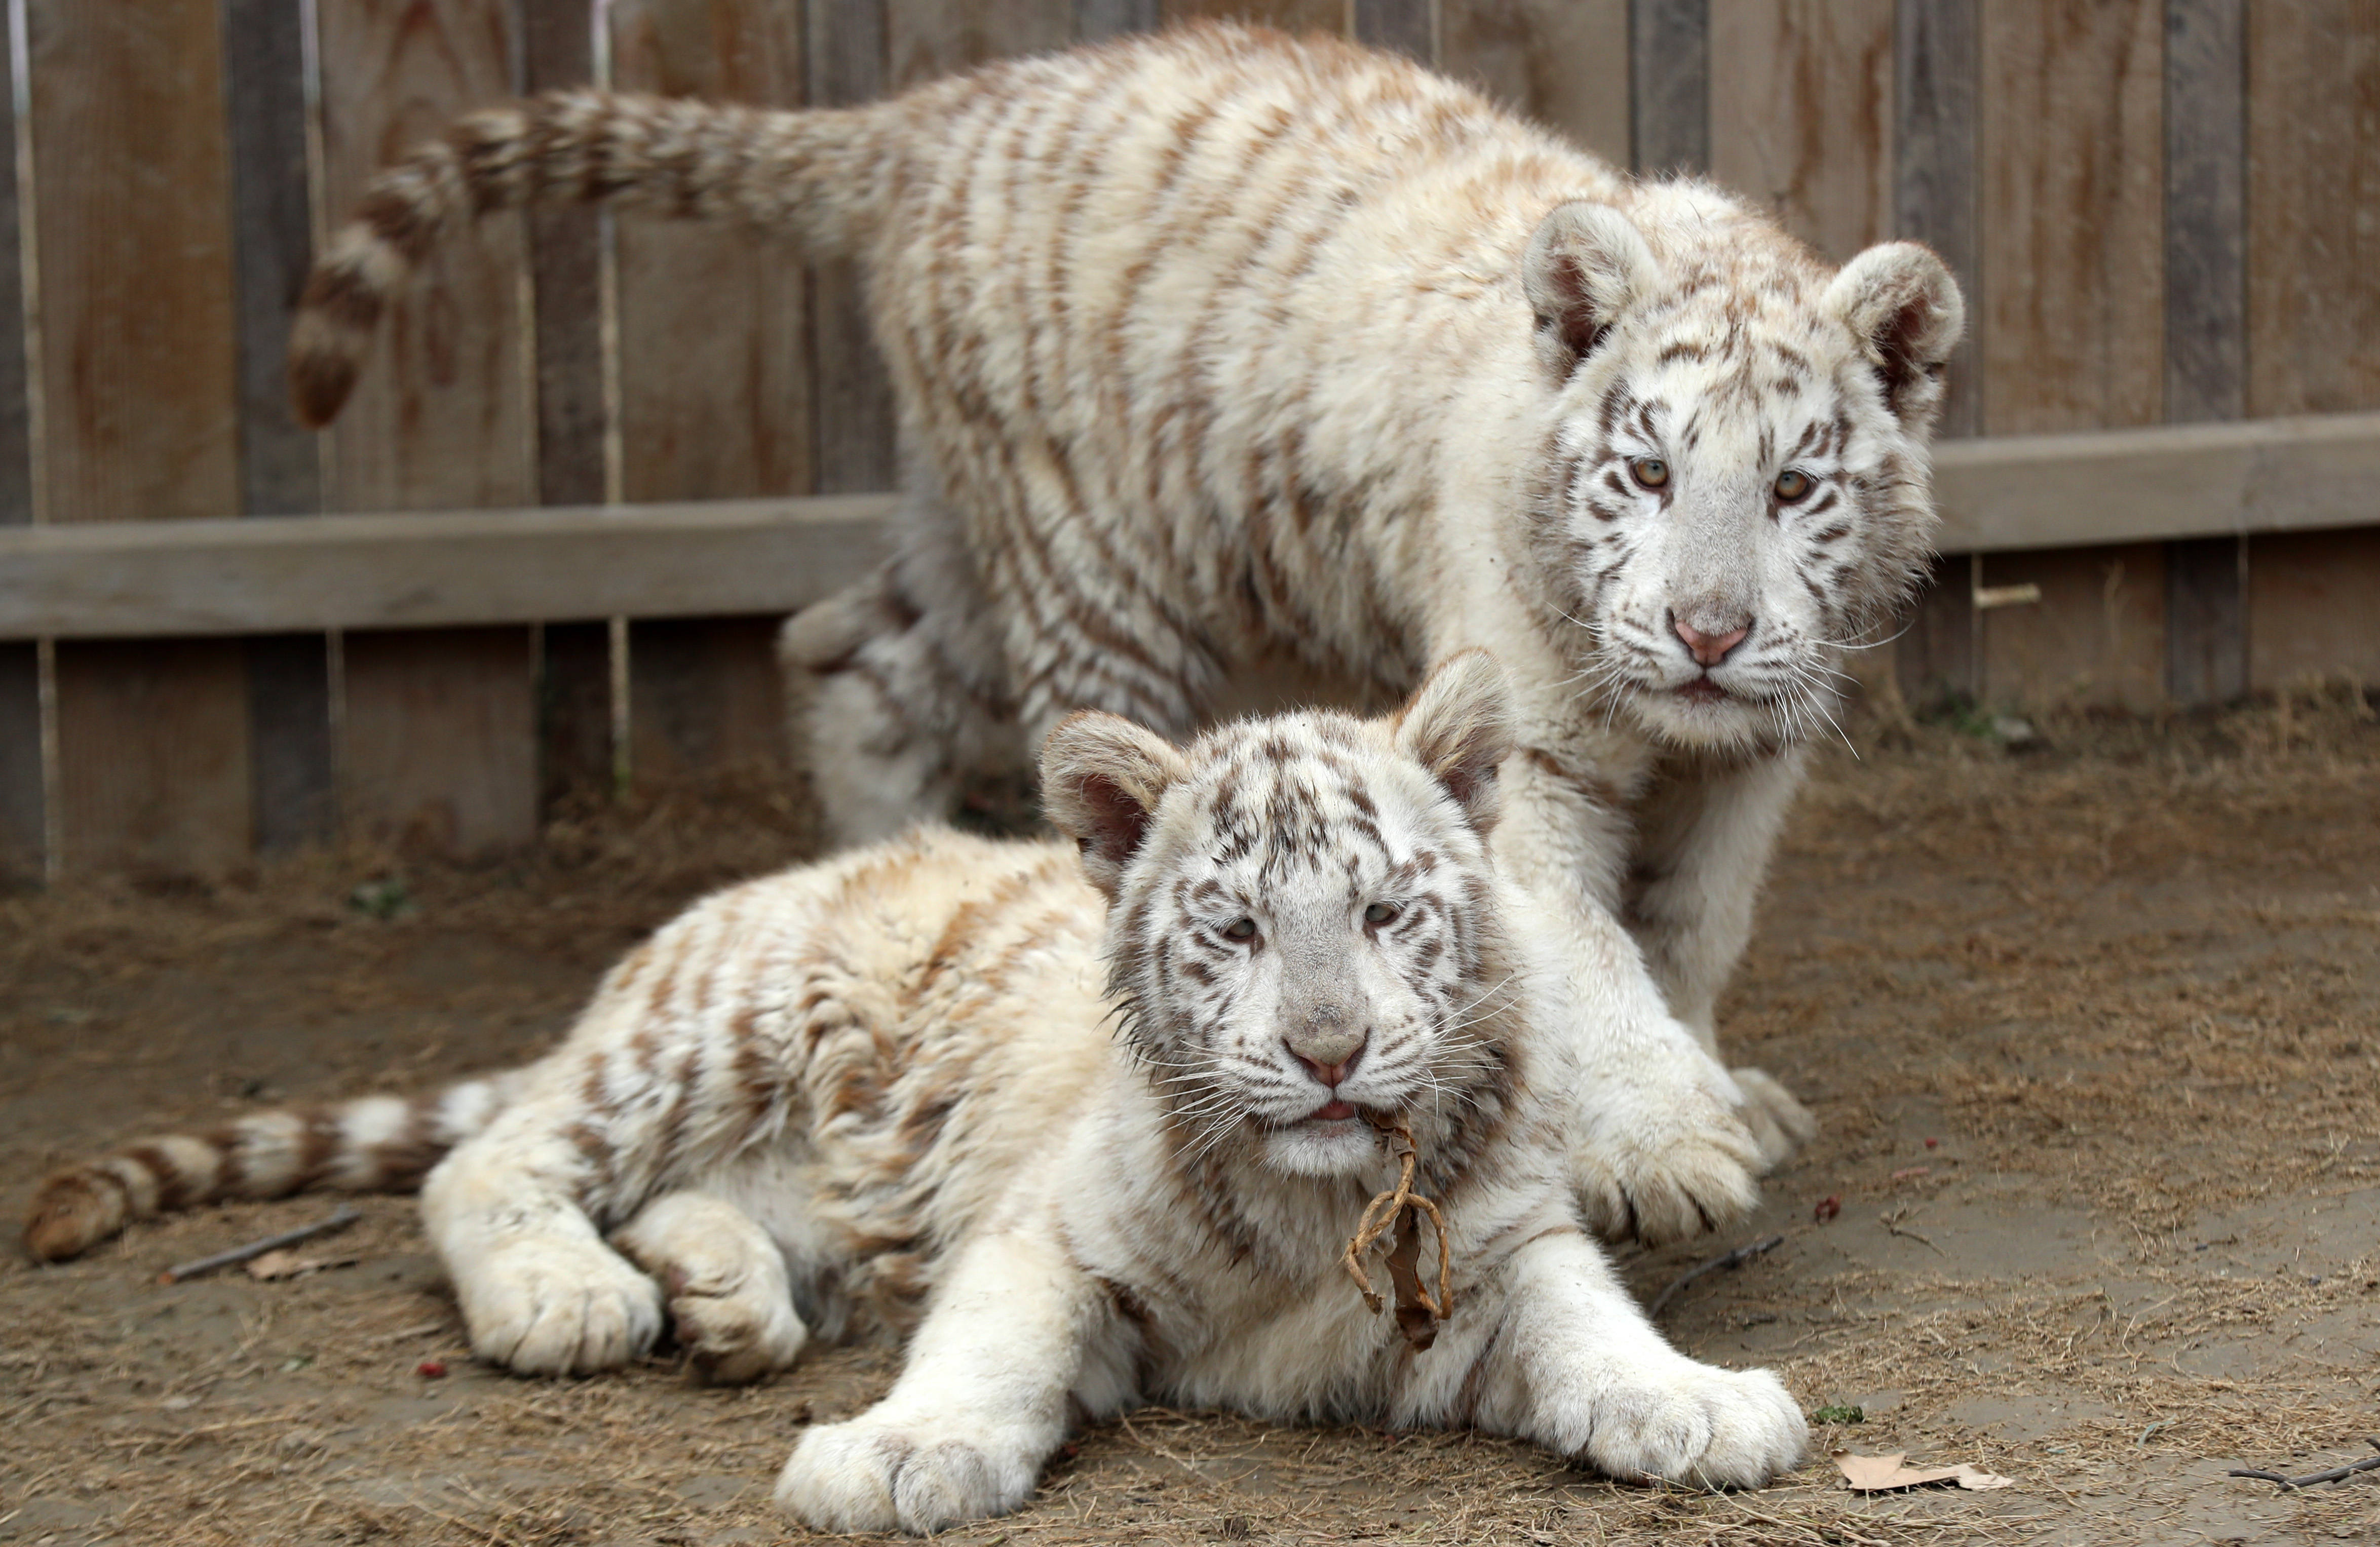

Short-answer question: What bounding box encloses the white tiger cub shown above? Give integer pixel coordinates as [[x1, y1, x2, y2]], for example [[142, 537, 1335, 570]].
[[26, 657, 1805, 1531], [283, 25, 1962, 1181]]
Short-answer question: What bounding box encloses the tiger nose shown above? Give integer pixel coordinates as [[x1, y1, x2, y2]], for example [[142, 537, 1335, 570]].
[[1286, 1014, 1368, 1088], [1674, 615, 1751, 667]]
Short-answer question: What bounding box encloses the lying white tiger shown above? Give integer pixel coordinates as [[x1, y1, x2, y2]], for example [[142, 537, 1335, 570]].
[[284, 24, 1965, 1174], [26, 657, 1805, 1531]]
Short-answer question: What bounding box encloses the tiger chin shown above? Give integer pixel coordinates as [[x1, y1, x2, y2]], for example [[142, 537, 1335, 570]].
[[26, 654, 1803, 1533]]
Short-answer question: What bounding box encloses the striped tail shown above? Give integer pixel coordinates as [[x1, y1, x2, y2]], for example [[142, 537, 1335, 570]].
[[287, 89, 895, 429], [22, 1074, 525, 1263]]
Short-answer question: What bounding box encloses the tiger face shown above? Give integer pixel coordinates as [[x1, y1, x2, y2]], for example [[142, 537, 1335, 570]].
[[1040, 653, 1519, 1178], [1524, 201, 1965, 757]]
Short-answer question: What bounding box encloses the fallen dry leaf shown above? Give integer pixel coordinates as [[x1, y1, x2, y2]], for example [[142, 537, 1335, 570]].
[[1834, 1450, 2015, 1493], [245, 1250, 356, 1282]]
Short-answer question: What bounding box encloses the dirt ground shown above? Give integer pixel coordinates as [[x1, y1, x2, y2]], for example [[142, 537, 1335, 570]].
[[3, 688, 2376, 1547]]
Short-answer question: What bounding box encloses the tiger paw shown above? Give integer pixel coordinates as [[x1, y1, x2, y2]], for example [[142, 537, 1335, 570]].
[[1728, 1066, 1819, 1172], [666, 1265, 808, 1384], [775, 1414, 1044, 1534], [456, 1237, 664, 1376]]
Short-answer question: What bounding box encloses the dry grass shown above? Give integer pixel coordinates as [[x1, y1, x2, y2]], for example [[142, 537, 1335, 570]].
[[3, 689, 2376, 1545]]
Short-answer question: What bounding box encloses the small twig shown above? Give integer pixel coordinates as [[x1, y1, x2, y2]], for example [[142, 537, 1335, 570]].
[[1878, 1209, 1947, 1257], [157, 1206, 363, 1284], [2228, 1437, 2380, 1491], [1648, 1234, 1785, 1319]]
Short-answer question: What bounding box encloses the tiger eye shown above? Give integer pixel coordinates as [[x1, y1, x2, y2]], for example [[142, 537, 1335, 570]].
[[1774, 468, 1812, 501], [1629, 456, 1670, 490], [1362, 901, 1400, 925], [1221, 916, 1257, 942]]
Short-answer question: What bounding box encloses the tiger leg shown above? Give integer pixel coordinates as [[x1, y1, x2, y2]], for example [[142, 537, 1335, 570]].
[[613, 1190, 808, 1384]]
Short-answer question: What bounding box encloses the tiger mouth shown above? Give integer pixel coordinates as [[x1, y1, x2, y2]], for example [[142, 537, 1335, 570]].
[[1675, 678, 1729, 704]]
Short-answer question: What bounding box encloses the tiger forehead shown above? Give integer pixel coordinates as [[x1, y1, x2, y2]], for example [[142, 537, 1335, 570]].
[[1172, 724, 1429, 876]]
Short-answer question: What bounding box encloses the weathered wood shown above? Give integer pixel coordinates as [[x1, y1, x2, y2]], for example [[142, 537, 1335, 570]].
[[629, 616, 792, 788], [1630, 0, 1708, 175], [1708, 0, 1894, 265], [0, 496, 898, 639], [890, 0, 1072, 88], [539, 620, 615, 810], [1927, 411, 2380, 554], [1164, 0, 1342, 35], [0, 644, 39, 876], [2162, 0, 2247, 706], [1076, 0, 1162, 36], [1353, 0, 1434, 61], [2247, 528, 2380, 691], [2246, 3, 2380, 417], [247, 635, 336, 853], [522, 0, 607, 511], [1893, 553, 1976, 710], [28, 0, 251, 874], [1978, 0, 2164, 435], [1977, 543, 2166, 712], [341, 628, 538, 854], [54, 642, 253, 872], [1439, 0, 1630, 166], [2164, 534, 2246, 704], [810, 0, 898, 496], [224, 0, 336, 852], [1893, 0, 1979, 438], [316, 0, 540, 856]]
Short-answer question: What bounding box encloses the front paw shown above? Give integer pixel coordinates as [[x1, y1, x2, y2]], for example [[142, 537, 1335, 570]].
[[457, 1237, 665, 1376], [667, 1266, 808, 1385], [1566, 1362, 1808, 1488], [1570, 1104, 1760, 1247], [1728, 1067, 1818, 1171], [775, 1415, 1042, 1534]]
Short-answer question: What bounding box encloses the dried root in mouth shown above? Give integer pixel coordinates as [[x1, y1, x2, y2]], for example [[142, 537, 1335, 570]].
[[1340, 1113, 1454, 1350]]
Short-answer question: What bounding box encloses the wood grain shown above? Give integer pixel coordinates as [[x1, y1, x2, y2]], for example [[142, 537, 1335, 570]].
[[810, 0, 898, 495], [225, 0, 336, 852], [2246, 3, 2380, 417], [27, 0, 251, 873], [1893, 0, 1979, 438], [522, 0, 606, 510], [1977, 543, 2165, 712], [2247, 528, 2380, 691], [1439, 0, 1630, 179], [1630, 0, 1709, 175], [1353, 0, 1434, 61], [1978, 0, 2164, 435], [316, 0, 540, 854], [890, 0, 1071, 88], [1708, 0, 1894, 265], [629, 616, 791, 788], [340, 628, 537, 855]]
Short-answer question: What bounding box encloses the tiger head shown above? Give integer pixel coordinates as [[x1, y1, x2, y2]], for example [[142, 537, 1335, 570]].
[[1039, 652, 1524, 1179], [1520, 194, 1965, 756]]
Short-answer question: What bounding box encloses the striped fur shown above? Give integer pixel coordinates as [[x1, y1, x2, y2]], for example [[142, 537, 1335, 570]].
[[288, 23, 1963, 1171], [21, 662, 1802, 1531]]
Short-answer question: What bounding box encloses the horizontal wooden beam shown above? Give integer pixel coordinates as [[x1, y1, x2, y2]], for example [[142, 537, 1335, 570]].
[[2, 412, 2376, 640], [0, 495, 894, 639], [1933, 410, 2380, 552]]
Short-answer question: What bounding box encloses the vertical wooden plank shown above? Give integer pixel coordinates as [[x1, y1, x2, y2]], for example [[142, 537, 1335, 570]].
[[1708, 0, 1894, 266], [1893, 553, 1975, 710], [224, 0, 336, 852], [628, 617, 793, 788], [888, 0, 1072, 87], [1977, 544, 2166, 713], [1163, 0, 1342, 35], [1353, 0, 1434, 61], [342, 628, 538, 853], [1630, 0, 1708, 175], [2245, 3, 2380, 417], [810, 0, 897, 497], [1977, 0, 2163, 436], [2162, 0, 2245, 705], [2247, 530, 2380, 692], [540, 619, 613, 809], [28, 0, 252, 873], [1076, 0, 1162, 37], [610, 0, 811, 791], [318, 0, 540, 852], [0, 15, 38, 876], [1439, 0, 1630, 167], [1893, 0, 1980, 439]]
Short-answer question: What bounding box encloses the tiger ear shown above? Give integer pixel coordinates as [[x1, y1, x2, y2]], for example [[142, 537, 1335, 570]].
[[1039, 712, 1193, 898], [1825, 242, 1965, 431], [1522, 202, 1660, 377], [1393, 651, 1516, 834]]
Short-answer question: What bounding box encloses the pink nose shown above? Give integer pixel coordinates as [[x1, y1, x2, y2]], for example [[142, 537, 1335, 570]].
[[1675, 617, 1750, 667]]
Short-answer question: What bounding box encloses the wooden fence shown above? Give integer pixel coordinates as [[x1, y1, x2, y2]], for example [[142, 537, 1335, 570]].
[[0, 0, 2375, 881]]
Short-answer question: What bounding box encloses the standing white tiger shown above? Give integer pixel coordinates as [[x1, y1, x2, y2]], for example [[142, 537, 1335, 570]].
[[286, 23, 1964, 1174], [28, 659, 1806, 1533]]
